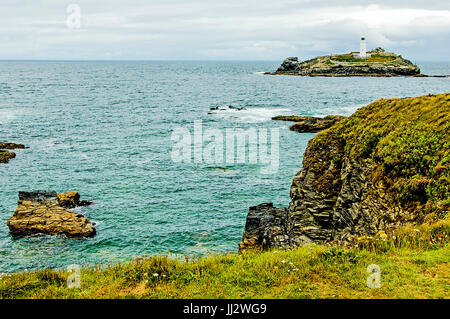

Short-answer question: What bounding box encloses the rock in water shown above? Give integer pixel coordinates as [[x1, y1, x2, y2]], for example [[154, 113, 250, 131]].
[[272, 115, 346, 133], [57, 191, 92, 208], [0, 150, 16, 163], [0, 142, 28, 164], [7, 191, 96, 238], [276, 57, 300, 73], [240, 93, 450, 251], [0, 142, 27, 150]]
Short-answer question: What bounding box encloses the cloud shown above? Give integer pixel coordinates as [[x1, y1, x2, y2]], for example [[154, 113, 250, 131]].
[[0, 0, 448, 60]]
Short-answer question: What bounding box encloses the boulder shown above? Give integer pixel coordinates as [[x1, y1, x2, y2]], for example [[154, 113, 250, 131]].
[[0, 150, 16, 164], [276, 57, 300, 73], [7, 191, 96, 238], [57, 191, 92, 208], [238, 203, 290, 253]]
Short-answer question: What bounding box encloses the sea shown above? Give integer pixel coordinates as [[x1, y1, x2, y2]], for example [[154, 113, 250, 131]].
[[0, 61, 449, 273]]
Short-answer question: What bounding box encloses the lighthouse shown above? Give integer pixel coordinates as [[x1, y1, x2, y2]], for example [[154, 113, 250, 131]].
[[359, 37, 367, 58]]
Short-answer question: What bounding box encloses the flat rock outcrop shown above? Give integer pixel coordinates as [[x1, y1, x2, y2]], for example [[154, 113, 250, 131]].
[[7, 191, 96, 238], [272, 115, 346, 133], [0, 142, 28, 164], [240, 93, 450, 251], [268, 49, 421, 77], [0, 142, 27, 164]]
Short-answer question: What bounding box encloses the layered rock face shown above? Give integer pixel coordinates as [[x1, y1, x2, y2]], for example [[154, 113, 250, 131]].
[[240, 93, 450, 251], [269, 49, 421, 76], [238, 203, 290, 252], [7, 191, 96, 238]]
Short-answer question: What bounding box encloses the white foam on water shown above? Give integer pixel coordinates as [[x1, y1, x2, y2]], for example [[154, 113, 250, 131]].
[[208, 105, 291, 123], [0, 108, 33, 125]]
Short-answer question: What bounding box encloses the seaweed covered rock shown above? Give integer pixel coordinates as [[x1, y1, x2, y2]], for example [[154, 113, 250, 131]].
[[7, 191, 96, 238], [272, 115, 346, 133], [57, 191, 92, 208], [240, 93, 450, 251], [0, 150, 16, 164], [0, 142, 27, 164]]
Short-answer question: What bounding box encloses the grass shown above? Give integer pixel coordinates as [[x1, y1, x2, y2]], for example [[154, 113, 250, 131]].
[[330, 53, 398, 63], [1, 217, 448, 299]]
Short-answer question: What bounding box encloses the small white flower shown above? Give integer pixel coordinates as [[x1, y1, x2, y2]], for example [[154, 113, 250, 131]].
[[292, 268, 298, 271], [153, 273, 159, 277], [289, 262, 294, 266], [281, 260, 286, 264]]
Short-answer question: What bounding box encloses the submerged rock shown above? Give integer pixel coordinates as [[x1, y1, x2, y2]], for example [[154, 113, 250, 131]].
[[7, 191, 96, 238], [240, 93, 450, 251], [272, 115, 346, 133]]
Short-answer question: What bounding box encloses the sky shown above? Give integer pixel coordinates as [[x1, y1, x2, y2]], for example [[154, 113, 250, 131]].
[[0, 0, 449, 61]]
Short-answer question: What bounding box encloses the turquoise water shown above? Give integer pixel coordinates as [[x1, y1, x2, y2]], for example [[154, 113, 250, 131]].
[[0, 61, 449, 273]]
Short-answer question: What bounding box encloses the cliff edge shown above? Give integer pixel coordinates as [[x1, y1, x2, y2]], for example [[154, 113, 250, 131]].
[[240, 93, 449, 251]]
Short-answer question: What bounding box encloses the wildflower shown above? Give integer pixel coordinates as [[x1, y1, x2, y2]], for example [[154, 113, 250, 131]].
[[153, 273, 159, 277], [292, 268, 298, 271], [289, 262, 294, 266], [281, 260, 286, 264]]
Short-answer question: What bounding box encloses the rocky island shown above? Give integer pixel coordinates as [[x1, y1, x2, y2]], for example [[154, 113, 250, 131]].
[[7, 191, 96, 238], [240, 93, 450, 251], [268, 47, 422, 77]]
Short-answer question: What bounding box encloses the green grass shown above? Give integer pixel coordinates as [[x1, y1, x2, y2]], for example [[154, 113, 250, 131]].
[[1, 218, 449, 299], [330, 53, 397, 63]]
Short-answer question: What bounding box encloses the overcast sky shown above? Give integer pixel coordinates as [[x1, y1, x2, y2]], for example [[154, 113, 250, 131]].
[[0, 0, 449, 61]]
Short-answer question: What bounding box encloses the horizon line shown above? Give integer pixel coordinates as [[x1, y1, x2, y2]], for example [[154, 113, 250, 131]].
[[0, 59, 449, 63]]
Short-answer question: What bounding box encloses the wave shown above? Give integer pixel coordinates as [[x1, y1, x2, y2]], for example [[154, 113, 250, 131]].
[[207, 105, 291, 123]]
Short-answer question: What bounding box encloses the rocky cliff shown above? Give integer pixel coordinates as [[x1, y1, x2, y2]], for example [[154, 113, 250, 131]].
[[240, 93, 450, 251], [269, 48, 421, 77]]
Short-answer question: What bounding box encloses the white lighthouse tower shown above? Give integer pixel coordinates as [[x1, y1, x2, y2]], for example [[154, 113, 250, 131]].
[[359, 37, 367, 58]]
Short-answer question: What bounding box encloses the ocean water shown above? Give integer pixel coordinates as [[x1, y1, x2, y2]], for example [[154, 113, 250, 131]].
[[0, 61, 449, 273]]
